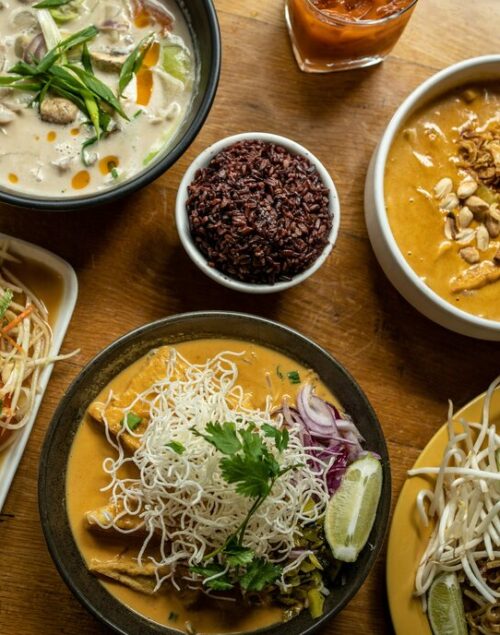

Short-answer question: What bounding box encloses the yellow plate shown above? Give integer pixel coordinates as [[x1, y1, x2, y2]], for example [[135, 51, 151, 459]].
[[386, 385, 500, 635]]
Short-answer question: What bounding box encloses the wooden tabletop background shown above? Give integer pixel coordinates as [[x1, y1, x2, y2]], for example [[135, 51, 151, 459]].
[[1, 0, 499, 633]]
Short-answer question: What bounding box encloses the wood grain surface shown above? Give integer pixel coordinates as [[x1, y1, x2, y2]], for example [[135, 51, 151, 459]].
[[1, 0, 499, 633]]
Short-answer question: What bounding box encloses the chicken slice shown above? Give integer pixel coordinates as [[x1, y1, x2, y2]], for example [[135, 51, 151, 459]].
[[450, 260, 500, 293]]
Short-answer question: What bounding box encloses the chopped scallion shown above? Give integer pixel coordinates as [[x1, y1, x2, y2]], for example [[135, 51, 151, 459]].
[[122, 412, 142, 431], [287, 371, 301, 385]]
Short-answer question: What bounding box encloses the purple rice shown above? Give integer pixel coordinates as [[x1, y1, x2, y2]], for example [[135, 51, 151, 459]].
[[186, 140, 332, 285]]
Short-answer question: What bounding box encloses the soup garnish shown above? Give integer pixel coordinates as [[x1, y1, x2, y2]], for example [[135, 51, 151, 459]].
[[0, 240, 77, 451], [0, 0, 194, 195], [68, 343, 382, 631], [409, 377, 500, 634]]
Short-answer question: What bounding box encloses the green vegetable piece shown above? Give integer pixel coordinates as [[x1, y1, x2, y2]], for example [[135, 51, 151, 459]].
[[161, 44, 191, 82], [307, 588, 325, 618], [122, 412, 142, 431], [287, 370, 301, 385], [189, 563, 234, 591], [240, 558, 282, 592], [261, 423, 289, 452], [66, 64, 128, 120], [276, 365, 284, 380], [0, 289, 13, 320], [81, 43, 92, 74], [34, 0, 72, 8], [118, 33, 155, 97], [223, 539, 254, 567], [36, 26, 99, 73], [165, 441, 185, 455], [194, 421, 242, 456]]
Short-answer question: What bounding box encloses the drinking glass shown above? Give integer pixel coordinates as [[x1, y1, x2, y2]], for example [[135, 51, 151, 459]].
[[285, 0, 418, 73]]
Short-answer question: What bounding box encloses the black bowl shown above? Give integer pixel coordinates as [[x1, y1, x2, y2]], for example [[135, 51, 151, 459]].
[[0, 1, 221, 211], [39, 311, 391, 635]]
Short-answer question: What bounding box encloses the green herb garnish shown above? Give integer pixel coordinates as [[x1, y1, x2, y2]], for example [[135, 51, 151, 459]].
[[118, 33, 155, 96], [122, 412, 142, 431], [276, 365, 284, 380], [189, 421, 298, 592], [33, 0, 73, 8], [0, 289, 13, 320], [167, 611, 178, 622], [2, 25, 134, 153], [287, 370, 301, 385], [165, 441, 185, 455]]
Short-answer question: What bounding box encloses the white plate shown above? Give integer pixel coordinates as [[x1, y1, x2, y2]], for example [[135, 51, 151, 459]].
[[0, 233, 78, 511]]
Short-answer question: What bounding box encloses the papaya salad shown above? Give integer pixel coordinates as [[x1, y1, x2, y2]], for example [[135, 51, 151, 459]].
[[67, 342, 383, 631], [411, 377, 500, 635], [0, 240, 76, 451]]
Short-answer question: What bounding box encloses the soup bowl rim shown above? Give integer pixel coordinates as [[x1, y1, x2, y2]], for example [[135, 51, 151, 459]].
[[38, 310, 391, 635], [0, 0, 221, 211], [366, 54, 500, 338]]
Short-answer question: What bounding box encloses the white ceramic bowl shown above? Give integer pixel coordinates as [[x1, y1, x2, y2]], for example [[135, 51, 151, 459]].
[[175, 132, 340, 293], [365, 55, 500, 341]]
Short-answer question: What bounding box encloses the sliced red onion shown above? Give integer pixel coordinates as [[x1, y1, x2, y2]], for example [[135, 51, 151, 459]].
[[297, 384, 339, 440], [23, 33, 46, 63], [99, 20, 129, 32]]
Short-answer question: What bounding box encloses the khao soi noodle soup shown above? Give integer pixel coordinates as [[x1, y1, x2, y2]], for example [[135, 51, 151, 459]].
[[0, 0, 195, 196], [67, 339, 382, 633]]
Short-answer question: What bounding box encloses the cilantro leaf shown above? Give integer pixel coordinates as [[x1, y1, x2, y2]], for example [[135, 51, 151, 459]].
[[240, 558, 282, 592], [194, 421, 242, 455], [205, 576, 234, 591], [239, 428, 266, 460], [165, 441, 185, 455], [122, 411, 142, 431], [0, 289, 13, 320], [189, 563, 234, 591], [220, 454, 274, 498], [223, 539, 254, 567], [262, 424, 289, 452]]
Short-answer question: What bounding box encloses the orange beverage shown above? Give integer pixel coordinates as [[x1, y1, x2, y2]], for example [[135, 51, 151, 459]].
[[285, 0, 418, 73]]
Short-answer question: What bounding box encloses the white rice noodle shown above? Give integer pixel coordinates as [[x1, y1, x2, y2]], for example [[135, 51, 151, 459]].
[[98, 349, 333, 592]]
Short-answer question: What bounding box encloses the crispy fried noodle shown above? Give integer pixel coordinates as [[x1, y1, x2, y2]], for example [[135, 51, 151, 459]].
[[95, 349, 334, 593]]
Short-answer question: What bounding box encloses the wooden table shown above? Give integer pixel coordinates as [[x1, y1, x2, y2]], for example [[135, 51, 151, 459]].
[[1, 0, 499, 633]]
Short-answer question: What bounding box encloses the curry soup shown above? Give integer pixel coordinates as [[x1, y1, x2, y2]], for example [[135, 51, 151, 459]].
[[66, 338, 339, 634], [385, 84, 500, 321]]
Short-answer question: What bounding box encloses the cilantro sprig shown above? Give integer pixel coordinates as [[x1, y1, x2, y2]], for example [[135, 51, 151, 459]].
[[190, 421, 299, 593]]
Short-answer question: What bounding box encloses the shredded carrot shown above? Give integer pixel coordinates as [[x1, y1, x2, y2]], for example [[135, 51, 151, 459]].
[[1, 331, 24, 354], [2, 305, 33, 335]]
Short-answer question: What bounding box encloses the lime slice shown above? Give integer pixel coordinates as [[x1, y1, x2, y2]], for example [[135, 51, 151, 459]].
[[324, 454, 382, 562], [428, 572, 467, 635]]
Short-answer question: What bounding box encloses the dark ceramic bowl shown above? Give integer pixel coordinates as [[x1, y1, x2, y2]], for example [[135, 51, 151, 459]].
[[39, 311, 391, 635], [0, 1, 220, 211]]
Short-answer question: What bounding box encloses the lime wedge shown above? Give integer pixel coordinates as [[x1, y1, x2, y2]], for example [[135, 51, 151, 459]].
[[324, 454, 382, 562], [428, 572, 467, 635]]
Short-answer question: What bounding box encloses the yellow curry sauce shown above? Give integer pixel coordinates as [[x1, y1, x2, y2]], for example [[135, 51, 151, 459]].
[[385, 84, 500, 320], [66, 339, 339, 634]]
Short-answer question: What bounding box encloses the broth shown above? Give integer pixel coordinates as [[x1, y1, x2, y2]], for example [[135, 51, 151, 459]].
[[385, 84, 500, 320], [0, 0, 194, 196], [66, 339, 339, 633]]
